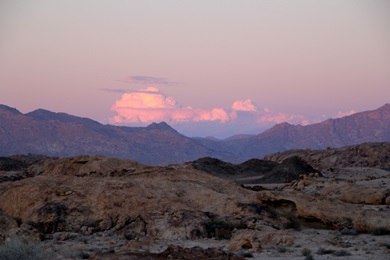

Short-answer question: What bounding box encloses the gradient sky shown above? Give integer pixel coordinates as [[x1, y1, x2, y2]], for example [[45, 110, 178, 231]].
[[1, 0, 389, 137]]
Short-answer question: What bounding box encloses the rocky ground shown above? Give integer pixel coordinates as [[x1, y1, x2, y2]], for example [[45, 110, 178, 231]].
[[0, 144, 389, 259]]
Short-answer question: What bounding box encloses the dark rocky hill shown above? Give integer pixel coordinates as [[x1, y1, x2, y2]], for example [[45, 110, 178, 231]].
[[188, 156, 319, 184]]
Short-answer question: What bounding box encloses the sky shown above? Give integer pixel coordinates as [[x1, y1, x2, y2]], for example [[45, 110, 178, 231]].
[[0, 0, 389, 138]]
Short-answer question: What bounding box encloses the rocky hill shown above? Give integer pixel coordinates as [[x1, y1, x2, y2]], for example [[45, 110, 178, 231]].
[[263, 142, 390, 170], [188, 156, 320, 184]]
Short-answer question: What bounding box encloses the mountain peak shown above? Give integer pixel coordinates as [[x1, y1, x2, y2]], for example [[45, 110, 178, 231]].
[[27, 108, 57, 119], [264, 122, 293, 131], [379, 103, 390, 111], [146, 122, 176, 131]]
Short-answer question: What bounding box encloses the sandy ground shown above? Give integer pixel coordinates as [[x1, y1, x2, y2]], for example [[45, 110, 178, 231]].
[[42, 227, 390, 259]]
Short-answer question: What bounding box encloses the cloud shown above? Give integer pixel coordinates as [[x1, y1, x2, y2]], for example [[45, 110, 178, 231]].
[[99, 88, 131, 93], [257, 113, 310, 125], [141, 86, 159, 92], [110, 88, 229, 124], [231, 99, 257, 111], [109, 88, 313, 134], [335, 110, 356, 118], [118, 75, 178, 86], [194, 108, 230, 123], [100, 86, 163, 94]]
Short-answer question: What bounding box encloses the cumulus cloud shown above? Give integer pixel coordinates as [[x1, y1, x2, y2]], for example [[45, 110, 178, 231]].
[[231, 99, 257, 112], [110, 88, 229, 124], [335, 110, 356, 118], [257, 113, 310, 125], [194, 108, 230, 122], [110, 87, 312, 133]]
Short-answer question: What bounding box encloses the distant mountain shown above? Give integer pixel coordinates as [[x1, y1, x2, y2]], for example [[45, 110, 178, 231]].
[[0, 104, 389, 164], [197, 103, 390, 161], [0, 105, 222, 165]]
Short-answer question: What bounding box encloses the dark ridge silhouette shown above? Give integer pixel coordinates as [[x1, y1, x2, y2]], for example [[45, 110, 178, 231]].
[[189, 156, 318, 184], [253, 156, 321, 184], [264, 142, 390, 170]]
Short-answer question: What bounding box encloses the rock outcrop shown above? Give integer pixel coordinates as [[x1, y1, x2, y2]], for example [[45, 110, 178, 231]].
[[0, 156, 292, 243], [264, 142, 390, 170], [0, 153, 389, 259]]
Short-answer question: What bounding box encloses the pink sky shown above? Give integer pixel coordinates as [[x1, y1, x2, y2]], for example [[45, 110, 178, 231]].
[[0, 0, 389, 137]]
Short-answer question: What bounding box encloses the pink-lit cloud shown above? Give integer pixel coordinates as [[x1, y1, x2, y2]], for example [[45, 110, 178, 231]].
[[110, 88, 230, 124], [257, 112, 310, 126], [110, 88, 313, 129], [334, 110, 356, 118], [194, 108, 230, 122], [231, 99, 257, 111]]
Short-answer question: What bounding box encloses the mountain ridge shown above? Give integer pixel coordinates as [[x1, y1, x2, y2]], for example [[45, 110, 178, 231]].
[[0, 103, 389, 164], [0, 104, 219, 164]]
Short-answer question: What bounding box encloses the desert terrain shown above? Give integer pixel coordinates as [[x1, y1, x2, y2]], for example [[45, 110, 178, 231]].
[[0, 143, 389, 259]]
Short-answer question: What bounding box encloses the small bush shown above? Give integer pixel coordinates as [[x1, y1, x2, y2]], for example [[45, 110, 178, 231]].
[[301, 247, 312, 256], [340, 228, 358, 236], [0, 236, 54, 260], [316, 247, 335, 255], [238, 251, 253, 258], [332, 249, 351, 256], [77, 252, 90, 259], [372, 227, 390, 236], [203, 220, 236, 240], [277, 246, 287, 253], [304, 255, 314, 260]]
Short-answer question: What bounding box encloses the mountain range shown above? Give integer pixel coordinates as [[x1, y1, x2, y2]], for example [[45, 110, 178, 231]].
[[0, 103, 389, 165]]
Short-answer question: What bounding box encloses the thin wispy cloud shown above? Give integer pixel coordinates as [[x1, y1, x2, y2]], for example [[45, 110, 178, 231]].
[[99, 88, 131, 93], [118, 76, 179, 86]]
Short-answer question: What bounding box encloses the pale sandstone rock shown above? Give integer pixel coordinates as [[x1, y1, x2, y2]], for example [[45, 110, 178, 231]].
[[321, 183, 387, 205], [1, 155, 389, 259], [0, 156, 274, 242]]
